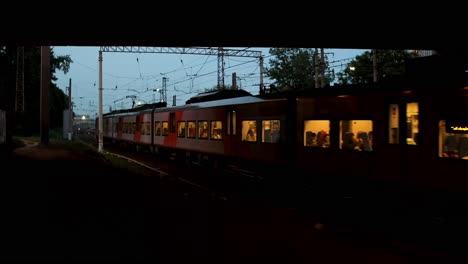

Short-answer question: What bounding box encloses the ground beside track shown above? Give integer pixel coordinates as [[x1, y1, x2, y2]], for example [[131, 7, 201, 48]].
[[0, 138, 465, 262]]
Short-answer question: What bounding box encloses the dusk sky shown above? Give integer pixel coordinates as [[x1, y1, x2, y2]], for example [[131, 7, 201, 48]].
[[53, 47, 368, 117]]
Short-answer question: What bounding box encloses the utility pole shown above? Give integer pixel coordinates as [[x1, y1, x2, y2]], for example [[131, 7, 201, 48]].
[[162, 77, 168, 103], [320, 48, 326, 87], [217, 47, 225, 89], [69, 78, 73, 138], [232, 72, 237, 90], [40, 46, 50, 145], [372, 49, 378, 82], [98, 51, 103, 153], [259, 56, 264, 94], [314, 48, 319, 88]]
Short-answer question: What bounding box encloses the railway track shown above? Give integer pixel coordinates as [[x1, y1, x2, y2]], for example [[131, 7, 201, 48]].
[[76, 133, 228, 200]]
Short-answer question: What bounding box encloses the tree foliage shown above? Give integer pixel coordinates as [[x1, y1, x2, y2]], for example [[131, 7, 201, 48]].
[[0, 47, 73, 135], [266, 48, 321, 90], [336, 50, 415, 85]]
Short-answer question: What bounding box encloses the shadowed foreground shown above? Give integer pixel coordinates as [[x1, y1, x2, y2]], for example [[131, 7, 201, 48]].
[[0, 142, 463, 262]]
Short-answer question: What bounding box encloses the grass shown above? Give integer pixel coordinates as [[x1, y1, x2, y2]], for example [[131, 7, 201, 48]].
[[103, 154, 156, 177], [12, 129, 156, 177]]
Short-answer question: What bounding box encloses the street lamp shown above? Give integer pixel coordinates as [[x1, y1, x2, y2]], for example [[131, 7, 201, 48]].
[[152, 89, 162, 102]]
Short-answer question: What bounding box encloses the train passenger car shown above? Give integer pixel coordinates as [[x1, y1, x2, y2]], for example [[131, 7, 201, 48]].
[[291, 81, 468, 192], [102, 91, 290, 167]]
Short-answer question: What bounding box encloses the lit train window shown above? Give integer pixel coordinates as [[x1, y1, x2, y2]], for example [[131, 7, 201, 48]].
[[211, 121, 223, 140], [340, 120, 373, 151], [262, 120, 280, 143], [177, 121, 186, 137], [439, 120, 468, 159], [198, 121, 209, 139], [162, 121, 169, 136], [187, 121, 196, 138], [154, 121, 161, 136], [388, 104, 399, 144], [304, 120, 330, 148], [242, 120, 257, 142], [406, 102, 419, 145]]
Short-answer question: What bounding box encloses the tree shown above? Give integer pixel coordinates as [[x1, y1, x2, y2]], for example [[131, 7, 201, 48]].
[[266, 48, 331, 90], [0, 47, 73, 135], [336, 50, 415, 85]]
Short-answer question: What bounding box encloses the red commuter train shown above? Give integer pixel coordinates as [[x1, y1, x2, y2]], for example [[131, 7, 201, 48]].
[[100, 78, 468, 192]]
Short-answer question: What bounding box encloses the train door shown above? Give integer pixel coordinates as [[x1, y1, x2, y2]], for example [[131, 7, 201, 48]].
[[386, 92, 422, 183], [225, 109, 237, 158]]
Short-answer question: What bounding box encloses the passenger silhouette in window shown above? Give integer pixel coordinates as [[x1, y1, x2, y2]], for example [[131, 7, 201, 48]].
[[342, 132, 357, 150], [305, 131, 316, 146], [246, 128, 256, 142]]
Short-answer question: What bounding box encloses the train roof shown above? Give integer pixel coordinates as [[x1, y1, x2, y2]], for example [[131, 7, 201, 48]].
[[155, 95, 283, 113], [103, 94, 284, 118], [185, 89, 252, 104]]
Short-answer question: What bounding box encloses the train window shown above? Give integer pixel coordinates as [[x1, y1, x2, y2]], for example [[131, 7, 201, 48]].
[[154, 121, 161, 136], [406, 102, 419, 145], [262, 120, 280, 143], [162, 121, 169, 136], [242, 120, 257, 142], [232, 111, 236, 135], [211, 121, 223, 140], [187, 121, 196, 138], [131, 122, 136, 134], [439, 120, 468, 159], [388, 104, 399, 144], [178, 121, 186, 137], [304, 120, 330, 147], [340, 120, 373, 151], [141, 122, 146, 135], [198, 121, 209, 139]]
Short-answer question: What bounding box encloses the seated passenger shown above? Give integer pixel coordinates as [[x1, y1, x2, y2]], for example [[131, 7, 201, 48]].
[[271, 130, 280, 143], [444, 135, 459, 158], [264, 129, 272, 143], [305, 131, 316, 146], [246, 128, 256, 142], [317, 130, 327, 147], [342, 132, 357, 150], [357, 131, 372, 151]]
